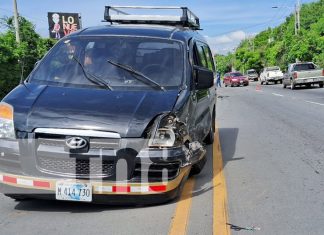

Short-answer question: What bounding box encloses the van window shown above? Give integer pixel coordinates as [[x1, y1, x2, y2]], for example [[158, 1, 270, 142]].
[[203, 45, 215, 72], [195, 42, 215, 71], [196, 44, 208, 68]]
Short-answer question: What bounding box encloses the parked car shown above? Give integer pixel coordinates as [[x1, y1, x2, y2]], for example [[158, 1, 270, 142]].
[[0, 6, 217, 204], [283, 62, 324, 89], [260, 66, 284, 84], [246, 69, 259, 81], [224, 72, 249, 87]]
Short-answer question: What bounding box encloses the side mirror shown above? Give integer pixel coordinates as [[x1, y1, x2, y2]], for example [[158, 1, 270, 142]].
[[194, 66, 214, 90]]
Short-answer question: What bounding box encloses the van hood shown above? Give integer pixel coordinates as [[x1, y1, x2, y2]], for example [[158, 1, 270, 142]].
[[5, 84, 180, 138]]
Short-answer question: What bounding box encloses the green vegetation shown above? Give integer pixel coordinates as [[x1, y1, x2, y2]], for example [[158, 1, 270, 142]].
[[0, 17, 56, 99], [216, 0, 324, 75]]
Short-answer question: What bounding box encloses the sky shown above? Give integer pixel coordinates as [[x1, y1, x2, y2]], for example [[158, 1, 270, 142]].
[[0, 0, 317, 54]]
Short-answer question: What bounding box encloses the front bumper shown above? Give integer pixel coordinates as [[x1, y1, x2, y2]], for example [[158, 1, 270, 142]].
[[231, 80, 249, 86], [0, 166, 190, 195], [0, 136, 205, 200]]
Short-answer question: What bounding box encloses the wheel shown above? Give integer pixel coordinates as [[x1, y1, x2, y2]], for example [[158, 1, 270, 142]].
[[261, 81, 264, 85], [290, 80, 295, 90], [265, 81, 269, 85], [204, 126, 214, 145], [279, 80, 283, 84], [204, 110, 215, 145], [230, 83, 234, 87], [319, 83, 323, 88], [275, 81, 278, 84], [190, 154, 207, 176], [4, 194, 29, 201], [225, 84, 228, 87], [283, 83, 287, 89]]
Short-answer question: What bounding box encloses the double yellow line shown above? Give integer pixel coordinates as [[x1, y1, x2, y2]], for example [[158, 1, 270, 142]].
[[169, 126, 230, 235]]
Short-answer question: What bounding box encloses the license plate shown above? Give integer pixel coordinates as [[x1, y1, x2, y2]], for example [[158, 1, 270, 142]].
[[56, 181, 92, 202]]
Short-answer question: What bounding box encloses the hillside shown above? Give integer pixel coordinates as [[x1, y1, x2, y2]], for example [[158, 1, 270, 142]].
[[216, 0, 324, 74]]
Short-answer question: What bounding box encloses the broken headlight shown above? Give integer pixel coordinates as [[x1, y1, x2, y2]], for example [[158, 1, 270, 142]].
[[148, 114, 187, 148], [0, 102, 15, 139]]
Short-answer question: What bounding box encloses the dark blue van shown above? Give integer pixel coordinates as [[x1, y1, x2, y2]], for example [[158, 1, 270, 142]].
[[0, 6, 217, 204]]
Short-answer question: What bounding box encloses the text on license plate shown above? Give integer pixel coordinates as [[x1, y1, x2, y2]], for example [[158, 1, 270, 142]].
[[56, 181, 92, 202]]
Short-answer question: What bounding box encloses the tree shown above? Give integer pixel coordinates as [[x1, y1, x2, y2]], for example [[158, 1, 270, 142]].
[[233, 0, 324, 73], [0, 16, 56, 99]]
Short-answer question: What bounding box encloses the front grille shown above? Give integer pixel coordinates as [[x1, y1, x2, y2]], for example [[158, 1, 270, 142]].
[[37, 155, 115, 178], [35, 132, 120, 178]]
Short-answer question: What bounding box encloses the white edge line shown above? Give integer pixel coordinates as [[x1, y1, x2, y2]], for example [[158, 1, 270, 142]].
[[305, 101, 324, 106], [272, 93, 284, 97]]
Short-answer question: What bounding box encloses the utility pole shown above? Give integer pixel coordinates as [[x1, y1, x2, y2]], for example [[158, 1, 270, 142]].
[[297, 0, 301, 34], [13, 0, 20, 43], [295, 0, 301, 35]]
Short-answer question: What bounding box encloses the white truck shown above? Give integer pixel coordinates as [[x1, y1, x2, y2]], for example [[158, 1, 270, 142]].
[[260, 66, 284, 85], [283, 62, 324, 89]]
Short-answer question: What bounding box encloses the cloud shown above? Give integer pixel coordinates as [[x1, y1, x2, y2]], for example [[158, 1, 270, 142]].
[[204, 30, 254, 55]]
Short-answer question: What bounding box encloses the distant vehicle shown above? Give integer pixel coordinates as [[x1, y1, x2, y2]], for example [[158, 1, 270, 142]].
[[246, 69, 259, 81], [224, 72, 249, 87], [283, 62, 324, 89], [260, 66, 284, 85]]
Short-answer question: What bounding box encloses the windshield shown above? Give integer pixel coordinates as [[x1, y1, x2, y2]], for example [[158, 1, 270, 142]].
[[28, 37, 184, 90], [267, 67, 280, 71], [247, 70, 256, 74], [231, 72, 243, 77], [294, 63, 316, 71]]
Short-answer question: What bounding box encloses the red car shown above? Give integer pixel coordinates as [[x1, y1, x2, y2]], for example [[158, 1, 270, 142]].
[[224, 72, 249, 87]]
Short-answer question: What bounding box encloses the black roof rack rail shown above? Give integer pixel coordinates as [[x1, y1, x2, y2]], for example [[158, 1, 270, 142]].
[[104, 6, 200, 30]]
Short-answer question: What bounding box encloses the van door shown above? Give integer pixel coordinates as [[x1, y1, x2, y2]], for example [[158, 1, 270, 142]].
[[192, 41, 216, 141]]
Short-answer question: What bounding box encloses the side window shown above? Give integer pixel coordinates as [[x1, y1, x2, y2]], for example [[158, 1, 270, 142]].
[[195, 42, 215, 72], [203, 45, 215, 72], [196, 43, 208, 68]]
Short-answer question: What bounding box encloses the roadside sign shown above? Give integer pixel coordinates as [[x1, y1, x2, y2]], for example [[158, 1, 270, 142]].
[[48, 12, 81, 39]]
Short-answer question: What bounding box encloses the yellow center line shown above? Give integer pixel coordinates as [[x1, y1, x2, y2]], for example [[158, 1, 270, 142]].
[[213, 125, 231, 235], [169, 125, 230, 235], [169, 177, 195, 235]]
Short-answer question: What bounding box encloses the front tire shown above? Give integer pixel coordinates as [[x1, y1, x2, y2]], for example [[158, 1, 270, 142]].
[[204, 110, 215, 145], [190, 154, 207, 176], [319, 83, 323, 88]]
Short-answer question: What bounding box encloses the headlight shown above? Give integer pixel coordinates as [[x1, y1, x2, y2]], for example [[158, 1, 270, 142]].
[[149, 128, 176, 147], [148, 114, 186, 148], [0, 102, 15, 139]]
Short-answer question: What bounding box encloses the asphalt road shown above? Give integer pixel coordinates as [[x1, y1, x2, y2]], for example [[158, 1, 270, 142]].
[[1, 81, 324, 235], [218, 82, 324, 235]]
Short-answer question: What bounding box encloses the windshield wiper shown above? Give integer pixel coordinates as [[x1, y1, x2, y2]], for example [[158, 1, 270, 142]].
[[71, 56, 113, 91], [107, 59, 166, 91]]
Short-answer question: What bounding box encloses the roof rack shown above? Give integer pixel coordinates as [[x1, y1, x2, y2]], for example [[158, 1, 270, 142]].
[[104, 6, 200, 30]]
